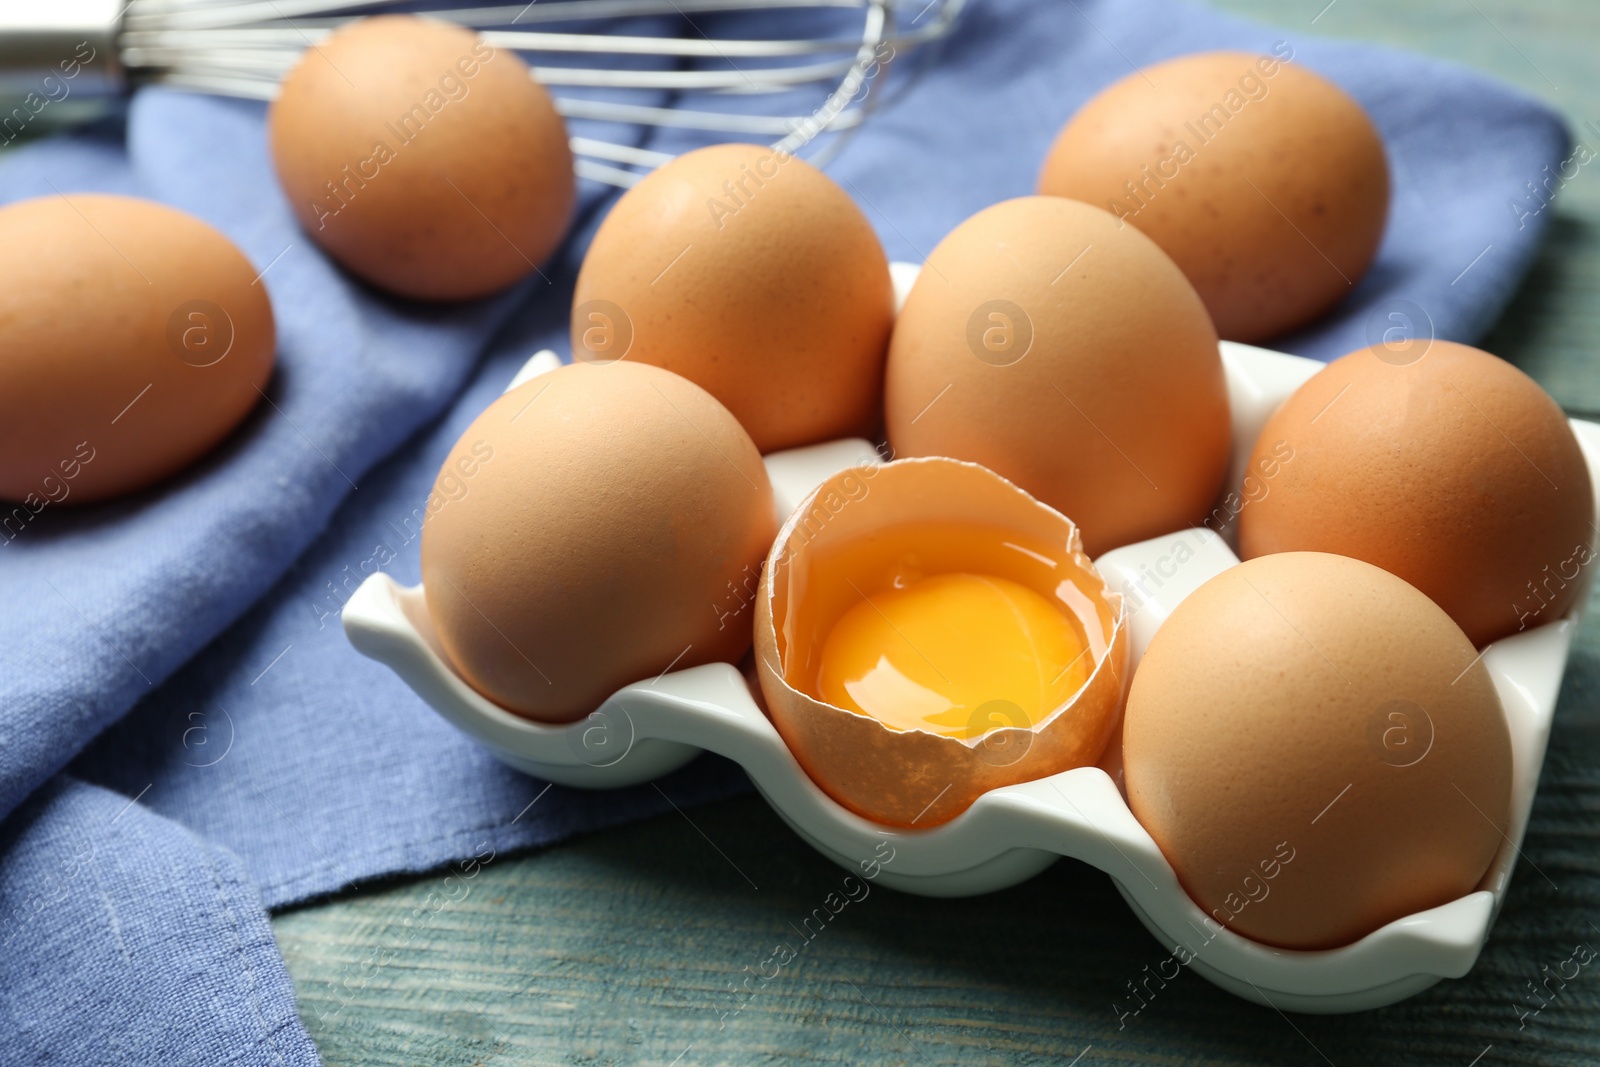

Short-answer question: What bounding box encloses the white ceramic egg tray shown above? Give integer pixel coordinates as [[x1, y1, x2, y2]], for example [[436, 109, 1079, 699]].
[[345, 281, 1600, 1015]]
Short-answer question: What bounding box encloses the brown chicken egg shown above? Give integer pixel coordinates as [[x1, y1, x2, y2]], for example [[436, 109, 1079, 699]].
[[571, 143, 894, 452], [884, 196, 1230, 557], [1123, 552, 1512, 950], [755, 456, 1129, 828], [270, 15, 574, 301], [421, 361, 776, 722], [1038, 49, 1390, 342], [0, 193, 275, 505], [1239, 341, 1594, 647]]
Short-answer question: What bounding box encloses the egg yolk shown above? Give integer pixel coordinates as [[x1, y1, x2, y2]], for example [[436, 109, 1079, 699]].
[[814, 573, 1090, 737]]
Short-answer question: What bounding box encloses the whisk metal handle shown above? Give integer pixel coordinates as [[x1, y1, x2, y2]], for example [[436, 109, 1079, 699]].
[[0, 0, 127, 101]]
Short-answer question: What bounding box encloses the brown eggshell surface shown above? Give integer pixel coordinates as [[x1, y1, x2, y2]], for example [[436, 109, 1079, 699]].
[[1123, 552, 1512, 951], [421, 361, 777, 723], [755, 457, 1129, 828], [1038, 50, 1390, 343], [571, 143, 895, 452], [1239, 341, 1594, 647], [884, 196, 1230, 557], [270, 15, 574, 301], [0, 194, 275, 505]]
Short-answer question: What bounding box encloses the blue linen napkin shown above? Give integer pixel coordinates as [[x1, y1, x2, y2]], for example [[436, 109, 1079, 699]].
[[0, 0, 1572, 1059], [0, 777, 318, 1065]]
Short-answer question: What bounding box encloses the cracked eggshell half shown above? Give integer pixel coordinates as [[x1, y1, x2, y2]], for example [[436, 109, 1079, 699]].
[[753, 456, 1129, 828]]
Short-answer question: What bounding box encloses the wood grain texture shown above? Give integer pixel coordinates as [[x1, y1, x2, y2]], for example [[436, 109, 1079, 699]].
[[273, 2, 1600, 1063]]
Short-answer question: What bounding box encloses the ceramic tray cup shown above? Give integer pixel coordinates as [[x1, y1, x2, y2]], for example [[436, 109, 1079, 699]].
[[345, 265, 1600, 1014]]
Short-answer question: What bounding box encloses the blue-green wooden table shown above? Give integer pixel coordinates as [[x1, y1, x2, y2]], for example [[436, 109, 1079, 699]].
[[272, 2, 1600, 1062]]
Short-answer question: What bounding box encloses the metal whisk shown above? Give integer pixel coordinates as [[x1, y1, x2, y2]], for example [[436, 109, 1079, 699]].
[[0, 0, 964, 185]]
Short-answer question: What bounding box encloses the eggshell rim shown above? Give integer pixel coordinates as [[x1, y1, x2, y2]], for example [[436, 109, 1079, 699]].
[[757, 454, 1128, 751]]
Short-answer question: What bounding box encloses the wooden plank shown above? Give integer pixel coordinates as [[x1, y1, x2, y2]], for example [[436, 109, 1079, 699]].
[[276, 721, 1600, 1066]]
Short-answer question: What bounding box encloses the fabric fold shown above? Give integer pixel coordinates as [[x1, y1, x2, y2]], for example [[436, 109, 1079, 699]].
[[0, 776, 321, 1066]]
